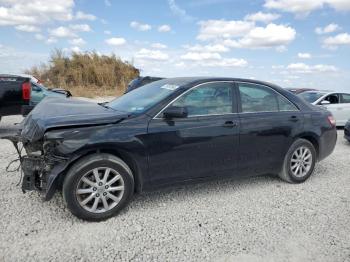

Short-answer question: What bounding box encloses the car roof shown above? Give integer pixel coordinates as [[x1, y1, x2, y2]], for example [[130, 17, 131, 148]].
[[160, 77, 283, 89]]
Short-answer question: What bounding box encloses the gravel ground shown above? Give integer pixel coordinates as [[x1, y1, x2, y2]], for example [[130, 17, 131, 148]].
[[0, 115, 349, 262]]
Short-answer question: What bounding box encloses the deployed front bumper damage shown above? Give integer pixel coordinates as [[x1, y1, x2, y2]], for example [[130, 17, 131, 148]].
[[3, 130, 69, 201]]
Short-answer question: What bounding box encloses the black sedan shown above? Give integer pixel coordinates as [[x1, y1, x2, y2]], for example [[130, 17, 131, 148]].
[[4, 77, 337, 221], [345, 120, 350, 142]]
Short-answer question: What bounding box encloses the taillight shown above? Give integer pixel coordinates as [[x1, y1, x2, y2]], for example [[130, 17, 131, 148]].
[[327, 115, 336, 127], [22, 81, 31, 100]]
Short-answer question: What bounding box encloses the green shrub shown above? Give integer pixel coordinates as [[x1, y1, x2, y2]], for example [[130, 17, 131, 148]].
[[26, 49, 140, 96]]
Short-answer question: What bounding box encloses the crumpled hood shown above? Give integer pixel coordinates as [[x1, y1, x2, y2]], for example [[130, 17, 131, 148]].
[[21, 97, 128, 142]]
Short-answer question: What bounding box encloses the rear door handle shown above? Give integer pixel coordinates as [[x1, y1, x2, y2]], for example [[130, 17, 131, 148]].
[[289, 116, 299, 122], [223, 121, 238, 128]]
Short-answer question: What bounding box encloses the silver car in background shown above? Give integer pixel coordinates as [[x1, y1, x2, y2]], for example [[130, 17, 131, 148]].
[[299, 91, 350, 126]]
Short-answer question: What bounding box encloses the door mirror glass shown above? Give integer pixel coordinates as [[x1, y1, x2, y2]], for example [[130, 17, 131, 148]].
[[163, 106, 188, 119], [32, 85, 42, 92], [320, 100, 330, 105]]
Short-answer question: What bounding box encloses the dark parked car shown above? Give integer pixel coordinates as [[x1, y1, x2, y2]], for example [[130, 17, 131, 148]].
[[125, 76, 164, 93], [345, 120, 350, 142], [0, 74, 71, 122], [4, 77, 337, 221]]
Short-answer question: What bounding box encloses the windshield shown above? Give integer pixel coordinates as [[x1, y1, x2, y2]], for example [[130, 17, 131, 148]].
[[298, 92, 326, 103], [108, 79, 181, 113]]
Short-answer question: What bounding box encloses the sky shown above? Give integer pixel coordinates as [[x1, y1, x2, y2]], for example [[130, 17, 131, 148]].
[[0, 0, 350, 91]]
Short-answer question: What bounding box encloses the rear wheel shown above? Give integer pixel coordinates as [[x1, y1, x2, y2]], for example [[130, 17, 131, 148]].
[[279, 139, 316, 183], [63, 153, 134, 221]]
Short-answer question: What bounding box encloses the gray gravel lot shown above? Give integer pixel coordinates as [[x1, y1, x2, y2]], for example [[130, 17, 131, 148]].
[[0, 115, 349, 262]]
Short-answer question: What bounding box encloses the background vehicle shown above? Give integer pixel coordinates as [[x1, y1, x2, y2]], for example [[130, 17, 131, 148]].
[[299, 91, 350, 126], [345, 120, 350, 142], [0, 74, 31, 122], [0, 74, 71, 122], [5, 77, 337, 221], [125, 76, 164, 93], [286, 88, 317, 94]]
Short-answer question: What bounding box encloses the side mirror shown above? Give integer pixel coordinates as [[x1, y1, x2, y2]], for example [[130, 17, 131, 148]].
[[163, 106, 188, 119], [320, 100, 330, 105]]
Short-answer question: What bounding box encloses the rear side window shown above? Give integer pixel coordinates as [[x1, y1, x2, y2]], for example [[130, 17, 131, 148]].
[[238, 83, 298, 113], [341, 94, 350, 103]]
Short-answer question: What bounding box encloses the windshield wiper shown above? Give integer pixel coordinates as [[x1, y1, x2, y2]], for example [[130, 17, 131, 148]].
[[98, 102, 111, 109]]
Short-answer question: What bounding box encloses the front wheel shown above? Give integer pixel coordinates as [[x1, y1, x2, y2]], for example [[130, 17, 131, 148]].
[[63, 153, 134, 221], [279, 139, 317, 183]]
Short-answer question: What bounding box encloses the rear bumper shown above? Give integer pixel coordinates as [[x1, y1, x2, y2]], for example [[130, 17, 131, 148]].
[[318, 127, 337, 161], [344, 126, 350, 141]]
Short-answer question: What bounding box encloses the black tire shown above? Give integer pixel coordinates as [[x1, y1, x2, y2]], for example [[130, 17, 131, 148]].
[[63, 153, 134, 221], [279, 138, 317, 183]]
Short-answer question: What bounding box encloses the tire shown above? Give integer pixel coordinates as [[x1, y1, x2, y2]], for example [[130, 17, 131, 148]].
[[279, 138, 316, 183], [63, 153, 134, 221]]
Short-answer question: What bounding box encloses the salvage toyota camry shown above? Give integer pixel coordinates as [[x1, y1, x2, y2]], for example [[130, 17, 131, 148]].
[[4, 77, 337, 221]]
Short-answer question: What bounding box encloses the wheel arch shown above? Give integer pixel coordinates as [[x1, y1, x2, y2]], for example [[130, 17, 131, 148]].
[[295, 132, 320, 160], [57, 145, 144, 194]]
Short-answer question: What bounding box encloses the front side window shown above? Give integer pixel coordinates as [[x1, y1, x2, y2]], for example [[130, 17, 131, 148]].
[[239, 83, 297, 113], [323, 94, 339, 104], [341, 94, 350, 103], [170, 82, 233, 116]]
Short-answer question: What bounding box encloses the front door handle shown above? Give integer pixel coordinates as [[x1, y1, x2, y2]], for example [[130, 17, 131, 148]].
[[223, 121, 238, 128], [289, 116, 299, 122]]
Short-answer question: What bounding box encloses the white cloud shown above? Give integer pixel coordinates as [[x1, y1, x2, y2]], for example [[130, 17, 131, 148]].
[[298, 52, 311, 59], [49, 24, 91, 38], [180, 52, 222, 61], [158, 24, 171, 32], [205, 58, 248, 67], [15, 25, 40, 32], [69, 24, 91, 32], [135, 48, 169, 61], [197, 20, 254, 40], [105, 37, 126, 46], [287, 63, 338, 73], [104, 30, 111, 35], [168, 0, 194, 22], [130, 21, 152, 31], [71, 46, 82, 53], [323, 33, 350, 49], [151, 43, 167, 49], [35, 33, 44, 40], [264, 0, 350, 16], [69, 38, 86, 46], [49, 26, 77, 38], [0, 0, 74, 27], [223, 23, 296, 49], [180, 51, 247, 68], [315, 23, 340, 34], [184, 44, 230, 53], [244, 12, 280, 23], [75, 11, 96, 21], [46, 37, 57, 44]]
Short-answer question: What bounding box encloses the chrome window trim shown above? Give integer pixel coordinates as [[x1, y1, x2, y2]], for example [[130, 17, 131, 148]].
[[153, 81, 235, 119], [235, 81, 300, 113]]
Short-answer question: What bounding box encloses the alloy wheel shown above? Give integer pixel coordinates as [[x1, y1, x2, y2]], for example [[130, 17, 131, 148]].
[[290, 146, 313, 178], [76, 167, 125, 213]]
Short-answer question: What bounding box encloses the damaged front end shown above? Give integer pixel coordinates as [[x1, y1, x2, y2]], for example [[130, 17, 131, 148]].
[[3, 97, 129, 200], [4, 126, 69, 200]]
